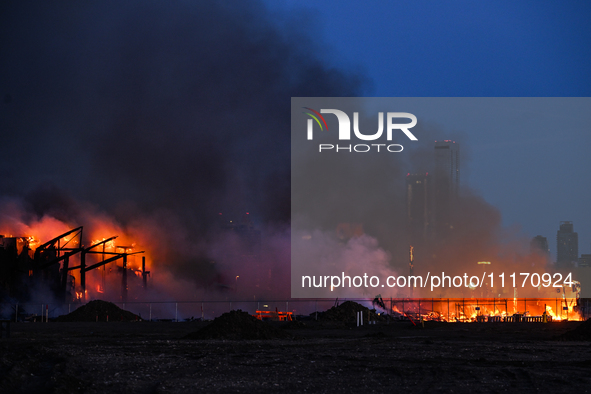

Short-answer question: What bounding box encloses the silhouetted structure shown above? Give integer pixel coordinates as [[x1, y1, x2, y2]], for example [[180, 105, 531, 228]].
[[531, 235, 550, 258], [433, 140, 459, 237], [557, 221, 578, 268], [406, 173, 432, 244], [0, 228, 145, 303]]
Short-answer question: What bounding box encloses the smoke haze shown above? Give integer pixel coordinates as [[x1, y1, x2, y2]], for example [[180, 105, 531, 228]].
[[1, 2, 563, 303], [0, 0, 366, 299]]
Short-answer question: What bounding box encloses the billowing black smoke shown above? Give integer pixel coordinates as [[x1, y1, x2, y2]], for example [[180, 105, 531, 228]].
[[0, 0, 366, 226], [0, 1, 368, 256], [0, 1, 370, 296]]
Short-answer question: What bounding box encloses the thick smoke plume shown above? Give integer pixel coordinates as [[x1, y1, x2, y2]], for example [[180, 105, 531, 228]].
[[1, 2, 560, 304], [0, 0, 365, 301], [292, 116, 557, 299]]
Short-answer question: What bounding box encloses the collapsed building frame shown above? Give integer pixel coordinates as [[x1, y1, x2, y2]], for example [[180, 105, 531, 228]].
[[0, 226, 147, 303]]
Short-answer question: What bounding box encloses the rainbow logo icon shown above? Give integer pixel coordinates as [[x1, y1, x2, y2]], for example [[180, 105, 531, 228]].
[[302, 107, 329, 131]]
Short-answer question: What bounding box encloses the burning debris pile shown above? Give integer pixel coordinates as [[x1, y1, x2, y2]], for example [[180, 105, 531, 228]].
[[186, 310, 291, 340], [55, 300, 139, 322], [314, 301, 385, 323], [559, 318, 591, 341]]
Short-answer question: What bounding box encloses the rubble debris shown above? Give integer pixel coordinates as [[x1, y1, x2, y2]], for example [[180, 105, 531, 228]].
[[313, 301, 385, 322], [55, 300, 139, 322], [185, 310, 291, 340]]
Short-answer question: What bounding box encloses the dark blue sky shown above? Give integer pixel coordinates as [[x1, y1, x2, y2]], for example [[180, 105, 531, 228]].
[[267, 1, 591, 258], [266, 1, 591, 96]]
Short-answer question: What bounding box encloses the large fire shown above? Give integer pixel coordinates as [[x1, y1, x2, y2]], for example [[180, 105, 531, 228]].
[[0, 211, 153, 303], [0, 202, 585, 321], [388, 297, 582, 322]]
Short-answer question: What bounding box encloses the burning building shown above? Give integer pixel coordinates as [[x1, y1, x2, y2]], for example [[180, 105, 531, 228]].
[[0, 226, 149, 304]]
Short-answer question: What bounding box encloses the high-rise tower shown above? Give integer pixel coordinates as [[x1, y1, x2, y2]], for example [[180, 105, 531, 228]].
[[556, 221, 578, 267], [531, 235, 550, 260], [433, 140, 459, 236], [406, 173, 432, 243], [434, 140, 460, 196]]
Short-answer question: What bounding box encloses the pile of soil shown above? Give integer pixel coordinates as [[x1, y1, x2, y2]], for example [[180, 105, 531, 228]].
[[185, 310, 291, 340], [283, 320, 307, 329], [314, 301, 385, 322], [559, 319, 591, 340], [55, 300, 140, 322]]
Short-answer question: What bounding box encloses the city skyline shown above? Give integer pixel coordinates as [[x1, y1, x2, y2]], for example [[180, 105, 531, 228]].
[[267, 1, 591, 262], [404, 138, 588, 266], [381, 97, 589, 262]]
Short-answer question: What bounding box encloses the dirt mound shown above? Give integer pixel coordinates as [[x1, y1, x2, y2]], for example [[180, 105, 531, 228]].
[[185, 310, 291, 340], [315, 301, 385, 322], [55, 300, 139, 322], [283, 320, 307, 329], [559, 319, 591, 341]]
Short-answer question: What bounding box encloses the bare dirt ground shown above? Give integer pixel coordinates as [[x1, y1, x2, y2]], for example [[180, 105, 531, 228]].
[[1, 320, 591, 393]]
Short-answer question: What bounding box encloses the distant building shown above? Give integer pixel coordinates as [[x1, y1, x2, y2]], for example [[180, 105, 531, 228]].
[[579, 254, 591, 268], [434, 140, 460, 195], [556, 221, 578, 268], [433, 140, 459, 235], [405, 173, 432, 243], [530, 235, 550, 257]]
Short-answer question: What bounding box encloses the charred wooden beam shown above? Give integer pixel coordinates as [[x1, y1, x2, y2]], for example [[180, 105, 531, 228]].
[[33, 227, 83, 261], [142, 256, 150, 289], [82, 251, 144, 273], [122, 254, 127, 303], [37, 248, 81, 270]]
